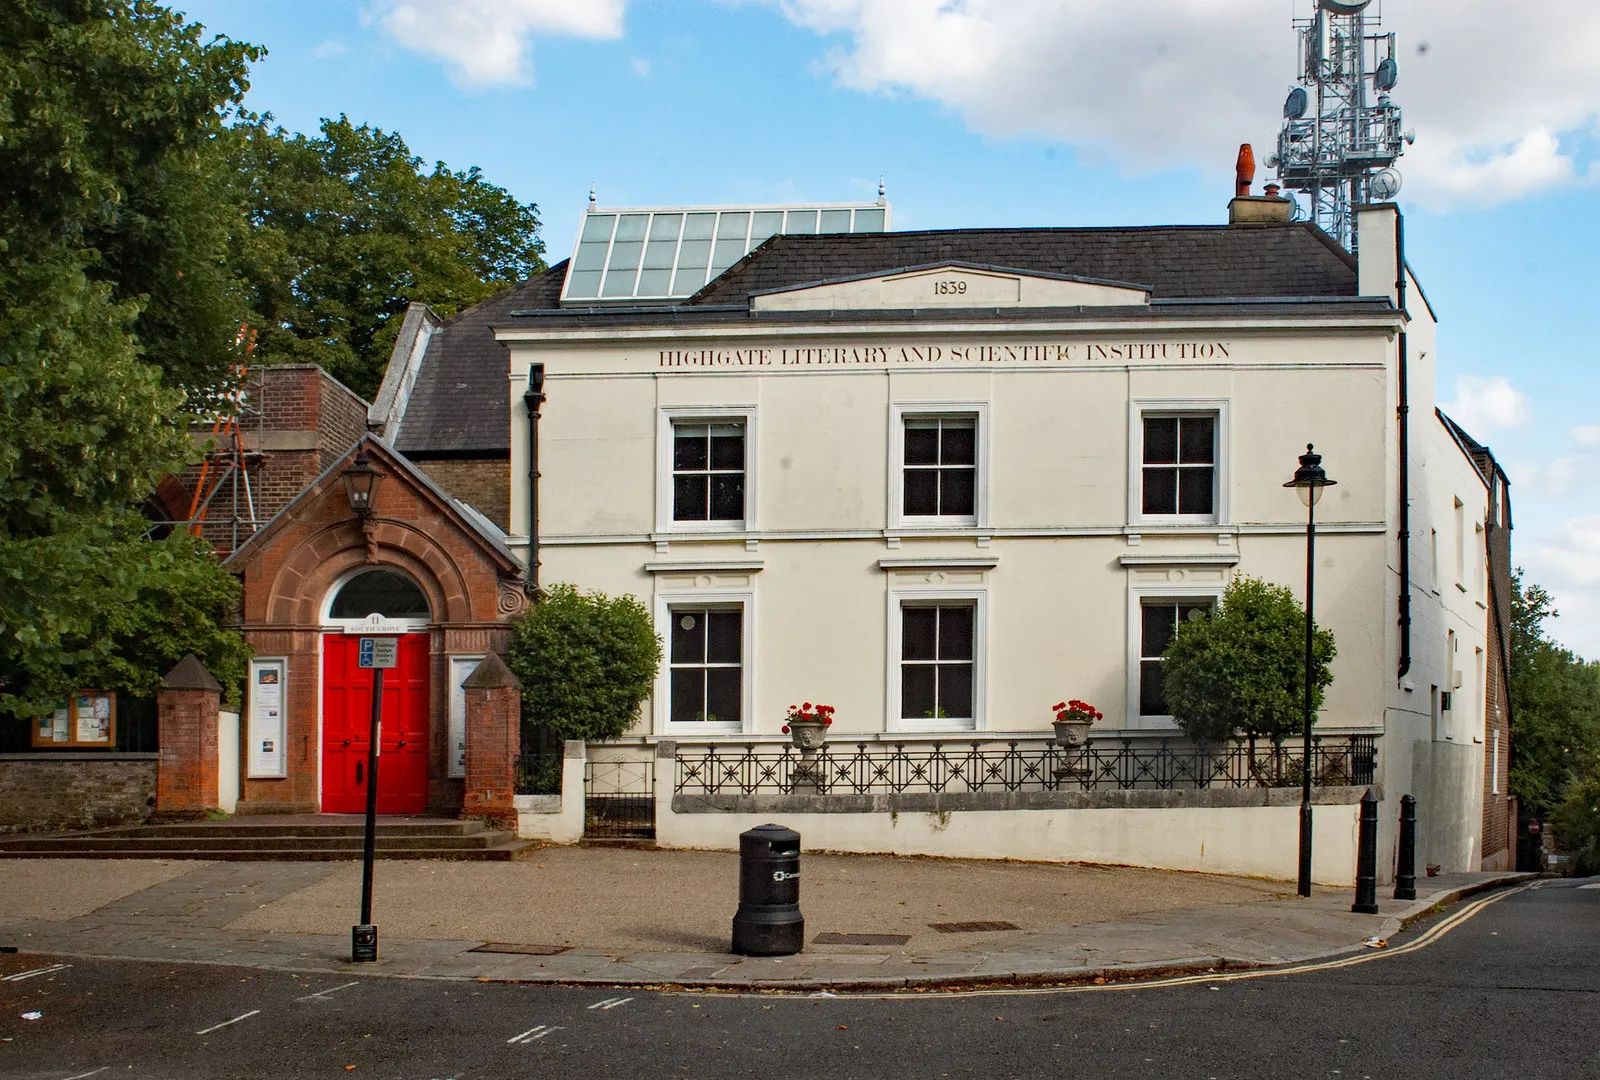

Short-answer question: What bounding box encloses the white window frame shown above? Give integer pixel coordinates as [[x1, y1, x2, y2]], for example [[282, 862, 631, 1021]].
[[1126, 584, 1223, 731], [654, 590, 755, 736], [1128, 399, 1229, 528], [447, 654, 486, 780], [656, 406, 757, 534], [887, 586, 988, 733], [889, 402, 990, 530]]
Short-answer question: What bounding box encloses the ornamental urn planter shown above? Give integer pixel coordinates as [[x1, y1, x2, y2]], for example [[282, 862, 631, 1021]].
[[1051, 717, 1093, 781], [787, 720, 828, 792]]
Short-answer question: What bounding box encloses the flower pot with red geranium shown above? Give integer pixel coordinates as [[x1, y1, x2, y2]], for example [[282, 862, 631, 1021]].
[[1051, 699, 1101, 779], [783, 703, 833, 791]]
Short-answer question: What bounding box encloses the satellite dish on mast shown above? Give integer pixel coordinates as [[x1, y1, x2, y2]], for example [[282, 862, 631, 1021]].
[[1369, 169, 1402, 201], [1284, 87, 1309, 119], [1318, 0, 1372, 13]]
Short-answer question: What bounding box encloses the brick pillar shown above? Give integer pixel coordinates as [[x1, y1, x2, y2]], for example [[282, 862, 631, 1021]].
[[156, 654, 222, 817], [461, 652, 521, 826]]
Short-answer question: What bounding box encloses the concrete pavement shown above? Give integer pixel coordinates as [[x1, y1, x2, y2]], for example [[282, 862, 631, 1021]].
[[0, 849, 1531, 990]]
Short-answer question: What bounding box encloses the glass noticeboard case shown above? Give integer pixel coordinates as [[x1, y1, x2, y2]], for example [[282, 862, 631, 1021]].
[[32, 691, 116, 748]]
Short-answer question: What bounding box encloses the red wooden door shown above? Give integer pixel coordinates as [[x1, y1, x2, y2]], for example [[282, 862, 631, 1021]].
[[321, 633, 431, 814]]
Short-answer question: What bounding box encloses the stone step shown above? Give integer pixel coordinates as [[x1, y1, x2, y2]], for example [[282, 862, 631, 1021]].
[[83, 819, 491, 840], [0, 831, 519, 854], [0, 842, 540, 862]]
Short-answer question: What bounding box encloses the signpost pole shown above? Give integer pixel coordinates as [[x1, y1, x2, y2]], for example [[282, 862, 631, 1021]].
[[352, 635, 394, 963]]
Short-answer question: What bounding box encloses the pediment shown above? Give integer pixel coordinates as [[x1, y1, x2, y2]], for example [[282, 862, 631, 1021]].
[[749, 263, 1151, 312]]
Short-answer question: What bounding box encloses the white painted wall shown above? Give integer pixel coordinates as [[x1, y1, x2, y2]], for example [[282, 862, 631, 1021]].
[[218, 709, 240, 814], [514, 740, 586, 842]]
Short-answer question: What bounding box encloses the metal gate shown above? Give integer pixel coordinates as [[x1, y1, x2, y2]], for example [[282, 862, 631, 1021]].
[[584, 758, 655, 839]]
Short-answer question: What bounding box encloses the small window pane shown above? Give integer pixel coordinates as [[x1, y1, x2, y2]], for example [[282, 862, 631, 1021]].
[[1144, 417, 1178, 464], [580, 214, 616, 242], [1180, 417, 1215, 464], [1180, 601, 1212, 623], [601, 264, 639, 297], [940, 469, 975, 516], [904, 424, 940, 466], [902, 607, 937, 661], [331, 569, 430, 618], [938, 663, 974, 719], [937, 606, 974, 661], [709, 475, 744, 520], [706, 611, 741, 664], [705, 668, 741, 724], [671, 613, 705, 664], [716, 212, 750, 241], [607, 240, 643, 271], [677, 239, 711, 269], [683, 213, 716, 240], [642, 239, 677, 269], [903, 470, 939, 516], [613, 214, 648, 241], [672, 265, 707, 295], [784, 210, 818, 234], [671, 669, 704, 723], [1141, 604, 1175, 658], [1142, 468, 1177, 514], [901, 665, 936, 719], [674, 428, 708, 470], [819, 209, 852, 232], [573, 241, 610, 272], [941, 423, 976, 465], [565, 270, 602, 298], [674, 475, 708, 520], [854, 208, 886, 231], [648, 213, 683, 241], [1179, 469, 1214, 515], [709, 429, 744, 469], [750, 211, 783, 242], [636, 269, 672, 295], [711, 238, 745, 269], [1139, 661, 1167, 715]]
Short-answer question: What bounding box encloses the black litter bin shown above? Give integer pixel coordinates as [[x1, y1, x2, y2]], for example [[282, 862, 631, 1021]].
[[731, 823, 804, 956]]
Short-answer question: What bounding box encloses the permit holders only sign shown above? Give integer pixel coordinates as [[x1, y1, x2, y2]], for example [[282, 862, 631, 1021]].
[[358, 637, 398, 669]]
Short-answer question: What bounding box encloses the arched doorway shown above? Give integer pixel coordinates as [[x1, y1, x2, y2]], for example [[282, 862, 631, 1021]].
[[321, 568, 432, 814]]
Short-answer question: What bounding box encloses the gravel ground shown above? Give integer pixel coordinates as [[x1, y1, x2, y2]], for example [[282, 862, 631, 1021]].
[[226, 848, 1286, 953], [0, 858, 204, 927]]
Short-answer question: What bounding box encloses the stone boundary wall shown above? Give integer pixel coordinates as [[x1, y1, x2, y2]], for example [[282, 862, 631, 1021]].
[[0, 754, 158, 832]]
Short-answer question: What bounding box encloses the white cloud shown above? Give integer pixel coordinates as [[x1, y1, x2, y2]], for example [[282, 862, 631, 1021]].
[[1522, 514, 1600, 658], [1441, 375, 1532, 432], [758, 0, 1600, 208], [368, 0, 626, 88], [1573, 425, 1600, 448], [312, 40, 349, 60]]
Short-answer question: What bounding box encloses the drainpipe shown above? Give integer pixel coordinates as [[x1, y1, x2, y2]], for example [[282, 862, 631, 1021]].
[[523, 365, 546, 599], [1395, 214, 1411, 679]]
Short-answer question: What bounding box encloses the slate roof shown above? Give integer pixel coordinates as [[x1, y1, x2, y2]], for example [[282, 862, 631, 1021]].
[[396, 223, 1365, 455], [393, 263, 566, 457]]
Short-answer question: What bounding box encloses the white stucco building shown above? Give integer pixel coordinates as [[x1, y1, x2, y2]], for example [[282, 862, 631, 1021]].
[[378, 195, 1510, 883]]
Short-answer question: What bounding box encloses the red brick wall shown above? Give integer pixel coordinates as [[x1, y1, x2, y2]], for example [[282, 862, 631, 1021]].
[[462, 682, 519, 824], [156, 687, 220, 815]]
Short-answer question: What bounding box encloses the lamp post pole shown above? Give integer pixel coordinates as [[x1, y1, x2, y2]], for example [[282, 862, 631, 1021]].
[[1284, 444, 1335, 899]]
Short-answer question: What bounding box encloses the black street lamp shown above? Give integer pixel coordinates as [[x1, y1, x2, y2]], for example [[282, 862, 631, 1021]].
[[1284, 443, 1336, 897], [341, 448, 383, 518]]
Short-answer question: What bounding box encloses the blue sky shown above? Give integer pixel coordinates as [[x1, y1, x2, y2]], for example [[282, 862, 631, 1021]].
[[178, 0, 1600, 656]]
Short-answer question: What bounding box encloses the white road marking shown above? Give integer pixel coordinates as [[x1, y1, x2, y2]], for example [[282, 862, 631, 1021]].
[[506, 1024, 561, 1044], [588, 997, 633, 1010], [61, 1068, 110, 1079], [195, 1010, 261, 1035], [296, 981, 361, 1001], [2, 964, 71, 982]]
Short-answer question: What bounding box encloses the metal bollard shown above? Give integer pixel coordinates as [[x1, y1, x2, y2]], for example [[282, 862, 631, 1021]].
[[1352, 788, 1379, 914], [731, 823, 804, 956], [1394, 793, 1417, 901]]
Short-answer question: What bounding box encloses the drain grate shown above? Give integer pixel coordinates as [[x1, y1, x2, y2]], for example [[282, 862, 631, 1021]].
[[468, 942, 572, 956], [928, 921, 1020, 933], [813, 932, 912, 946]]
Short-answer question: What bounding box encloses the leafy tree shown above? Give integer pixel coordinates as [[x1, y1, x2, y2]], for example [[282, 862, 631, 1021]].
[[232, 116, 546, 398], [0, 0, 260, 394], [1508, 571, 1600, 819], [1162, 575, 1336, 746], [505, 585, 662, 742], [0, 0, 252, 715]]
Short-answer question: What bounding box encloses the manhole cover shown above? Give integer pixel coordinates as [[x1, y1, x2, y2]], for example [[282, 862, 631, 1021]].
[[468, 942, 571, 956], [928, 921, 1020, 933], [813, 933, 911, 946]]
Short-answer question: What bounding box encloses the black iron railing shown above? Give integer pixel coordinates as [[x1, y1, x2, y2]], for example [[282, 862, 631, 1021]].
[[675, 735, 1378, 796]]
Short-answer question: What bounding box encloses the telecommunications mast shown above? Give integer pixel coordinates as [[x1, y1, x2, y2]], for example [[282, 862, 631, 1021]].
[[1267, 0, 1413, 251]]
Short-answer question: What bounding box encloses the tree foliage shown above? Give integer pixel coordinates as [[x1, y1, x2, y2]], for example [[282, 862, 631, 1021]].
[[505, 585, 662, 742], [232, 116, 546, 398], [1162, 576, 1336, 745], [0, 0, 252, 715], [1508, 571, 1600, 822]]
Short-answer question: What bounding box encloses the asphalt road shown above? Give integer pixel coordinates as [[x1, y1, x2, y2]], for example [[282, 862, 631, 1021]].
[[1, 879, 1593, 1080]]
